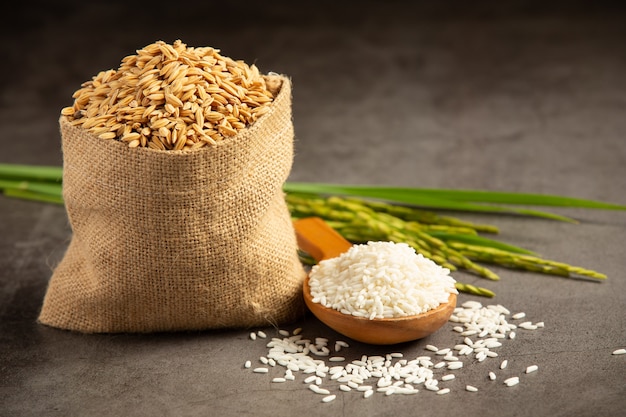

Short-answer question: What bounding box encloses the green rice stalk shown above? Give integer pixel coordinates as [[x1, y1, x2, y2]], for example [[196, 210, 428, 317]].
[[449, 242, 606, 280]]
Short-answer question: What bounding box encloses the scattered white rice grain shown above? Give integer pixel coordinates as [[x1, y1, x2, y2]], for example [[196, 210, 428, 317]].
[[509, 331, 516, 340], [249, 332, 257, 340], [453, 326, 464, 333], [257, 331, 267, 339], [272, 377, 286, 383], [512, 312, 526, 320], [441, 374, 456, 381], [436, 388, 451, 395], [504, 377, 520, 387], [279, 329, 290, 336], [292, 327, 302, 335], [435, 361, 447, 369], [259, 356, 269, 364], [612, 348, 626, 355], [339, 384, 351, 392], [436, 348, 451, 355], [253, 367, 269, 373], [536, 322, 545, 328], [329, 356, 345, 362], [462, 301, 482, 309], [244, 360, 251, 368], [322, 395, 336, 403], [364, 389, 374, 398], [447, 361, 463, 370], [426, 344, 439, 352], [489, 371, 497, 381], [526, 365, 539, 374], [466, 385, 478, 392], [500, 360, 508, 369], [304, 375, 317, 384]]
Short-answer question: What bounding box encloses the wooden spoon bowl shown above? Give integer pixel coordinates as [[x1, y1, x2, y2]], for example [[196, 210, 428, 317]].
[[294, 217, 457, 345]]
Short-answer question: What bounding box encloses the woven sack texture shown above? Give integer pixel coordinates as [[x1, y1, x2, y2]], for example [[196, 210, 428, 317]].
[[39, 77, 307, 333]]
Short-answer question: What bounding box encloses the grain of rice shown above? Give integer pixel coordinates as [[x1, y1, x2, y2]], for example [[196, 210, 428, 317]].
[[466, 385, 478, 392], [249, 332, 256, 341], [504, 377, 520, 387], [244, 360, 251, 368], [500, 360, 508, 369], [253, 367, 268, 373], [526, 365, 539, 374], [329, 357, 346, 362], [441, 374, 456, 381], [426, 345, 439, 352], [322, 395, 336, 403], [512, 312, 526, 320], [257, 331, 267, 339], [489, 371, 496, 381], [364, 389, 374, 398], [272, 377, 286, 383], [436, 388, 451, 395], [612, 348, 626, 355]]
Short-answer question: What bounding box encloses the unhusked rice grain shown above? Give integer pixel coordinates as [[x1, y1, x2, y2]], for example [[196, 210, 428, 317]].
[[308, 241, 457, 319], [61, 40, 281, 151]]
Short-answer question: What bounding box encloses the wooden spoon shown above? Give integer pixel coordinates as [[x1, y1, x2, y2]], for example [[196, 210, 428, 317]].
[[294, 216, 457, 345]]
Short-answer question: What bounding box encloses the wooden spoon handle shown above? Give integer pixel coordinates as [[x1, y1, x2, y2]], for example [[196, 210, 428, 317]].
[[293, 217, 353, 262]]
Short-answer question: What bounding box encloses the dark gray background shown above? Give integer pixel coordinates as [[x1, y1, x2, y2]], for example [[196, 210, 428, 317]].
[[1, 1, 625, 416]]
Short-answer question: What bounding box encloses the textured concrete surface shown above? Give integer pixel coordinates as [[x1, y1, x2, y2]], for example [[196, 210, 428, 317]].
[[1, 1, 625, 416]]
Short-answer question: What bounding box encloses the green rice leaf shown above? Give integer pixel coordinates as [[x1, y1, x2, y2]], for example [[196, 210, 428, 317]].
[[398, 189, 626, 210], [0, 179, 63, 197], [3, 188, 64, 205], [0, 163, 63, 183], [283, 182, 581, 222]]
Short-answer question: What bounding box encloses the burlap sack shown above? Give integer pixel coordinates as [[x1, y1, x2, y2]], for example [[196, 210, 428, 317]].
[[39, 77, 307, 333]]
